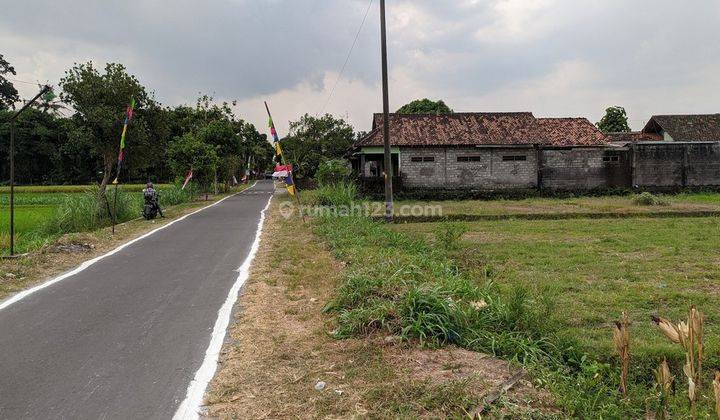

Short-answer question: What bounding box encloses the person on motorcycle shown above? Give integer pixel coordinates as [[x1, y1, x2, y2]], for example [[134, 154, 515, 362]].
[[143, 182, 164, 218]]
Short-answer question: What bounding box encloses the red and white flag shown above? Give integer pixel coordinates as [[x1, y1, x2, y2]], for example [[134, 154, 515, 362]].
[[181, 169, 193, 190]]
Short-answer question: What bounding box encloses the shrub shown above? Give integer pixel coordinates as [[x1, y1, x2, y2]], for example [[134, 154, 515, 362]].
[[315, 182, 358, 207], [158, 183, 192, 206], [632, 192, 669, 206], [316, 159, 351, 186], [434, 222, 468, 251]]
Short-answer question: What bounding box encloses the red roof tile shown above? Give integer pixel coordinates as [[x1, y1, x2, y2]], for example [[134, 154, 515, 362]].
[[355, 113, 608, 148], [537, 118, 609, 146]]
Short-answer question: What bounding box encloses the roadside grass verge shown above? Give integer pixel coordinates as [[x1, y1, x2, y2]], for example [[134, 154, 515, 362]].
[[312, 184, 720, 418]]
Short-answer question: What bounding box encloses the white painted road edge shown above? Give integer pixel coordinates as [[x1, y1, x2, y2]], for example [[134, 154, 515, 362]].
[[173, 192, 274, 420], [0, 181, 258, 312]]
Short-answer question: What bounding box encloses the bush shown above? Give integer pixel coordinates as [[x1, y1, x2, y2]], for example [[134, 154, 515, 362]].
[[158, 183, 192, 206], [434, 222, 468, 251], [315, 182, 358, 207], [632, 192, 669, 206], [315, 159, 351, 186]]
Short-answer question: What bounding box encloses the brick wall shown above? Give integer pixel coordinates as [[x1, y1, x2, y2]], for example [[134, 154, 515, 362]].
[[633, 142, 720, 187]]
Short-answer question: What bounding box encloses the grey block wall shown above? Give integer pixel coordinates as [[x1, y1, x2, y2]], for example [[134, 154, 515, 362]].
[[540, 148, 631, 190], [400, 146, 537, 189], [389, 142, 720, 191], [686, 143, 720, 186]]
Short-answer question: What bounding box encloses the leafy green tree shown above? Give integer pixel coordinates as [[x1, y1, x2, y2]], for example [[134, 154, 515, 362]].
[[596, 106, 631, 133], [316, 159, 351, 186], [397, 98, 453, 114], [167, 132, 219, 193], [0, 108, 68, 183], [282, 114, 355, 179], [0, 54, 19, 110], [60, 62, 153, 192]]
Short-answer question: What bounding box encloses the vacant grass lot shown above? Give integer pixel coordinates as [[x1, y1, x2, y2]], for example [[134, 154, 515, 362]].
[[394, 191, 720, 217], [392, 217, 720, 357]]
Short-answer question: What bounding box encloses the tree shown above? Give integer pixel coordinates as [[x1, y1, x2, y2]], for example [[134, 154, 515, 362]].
[[282, 114, 355, 179], [397, 98, 453, 114], [167, 132, 219, 193], [0, 54, 19, 110], [60, 62, 153, 192], [596, 106, 631, 133]]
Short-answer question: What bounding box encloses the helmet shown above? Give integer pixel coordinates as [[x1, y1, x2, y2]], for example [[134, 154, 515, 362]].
[[146, 182, 154, 188]]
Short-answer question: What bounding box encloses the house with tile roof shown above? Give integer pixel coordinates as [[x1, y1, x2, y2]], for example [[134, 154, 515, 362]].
[[351, 112, 620, 190]]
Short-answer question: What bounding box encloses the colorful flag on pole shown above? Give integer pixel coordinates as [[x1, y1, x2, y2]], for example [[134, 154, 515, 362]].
[[113, 98, 136, 184], [268, 117, 280, 142], [181, 169, 193, 190], [284, 173, 296, 196]]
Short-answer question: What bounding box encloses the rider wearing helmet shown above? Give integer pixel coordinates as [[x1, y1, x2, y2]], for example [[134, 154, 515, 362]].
[[142, 182, 164, 218]]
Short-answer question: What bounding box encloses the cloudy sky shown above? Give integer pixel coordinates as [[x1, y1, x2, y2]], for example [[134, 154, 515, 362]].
[[2, 0, 720, 134]]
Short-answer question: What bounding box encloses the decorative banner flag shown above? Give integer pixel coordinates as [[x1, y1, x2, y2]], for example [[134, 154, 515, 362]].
[[113, 98, 136, 184], [181, 169, 193, 190], [275, 164, 293, 172], [268, 117, 280, 142], [272, 170, 289, 178], [284, 173, 296, 196]]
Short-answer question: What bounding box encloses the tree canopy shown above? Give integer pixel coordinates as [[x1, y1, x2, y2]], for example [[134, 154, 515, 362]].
[[397, 98, 453, 114], [281, 114, 355, 180], [0, 54, 19, 110], [596, 106, 631, 133]]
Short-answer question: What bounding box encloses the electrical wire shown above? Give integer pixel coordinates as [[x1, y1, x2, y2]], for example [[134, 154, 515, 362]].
[[318, 0, 374, 116]]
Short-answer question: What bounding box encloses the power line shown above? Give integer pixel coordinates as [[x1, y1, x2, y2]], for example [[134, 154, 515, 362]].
[[7, 77, 43, 86], [318, 0, 374, 116]]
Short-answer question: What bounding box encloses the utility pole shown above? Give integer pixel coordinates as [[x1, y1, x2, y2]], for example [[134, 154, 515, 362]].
[[380, 0, 393, 222], [6, 84, 51, 256]]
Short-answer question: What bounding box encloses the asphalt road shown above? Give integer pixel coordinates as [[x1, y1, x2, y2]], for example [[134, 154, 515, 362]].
[[0, 180, 275, 419]]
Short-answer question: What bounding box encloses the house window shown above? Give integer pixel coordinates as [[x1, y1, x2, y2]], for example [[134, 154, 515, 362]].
[[603, 155, 620, 163], [502, 155, 527, 162], [411, 156, 434, 163], [457, 156, 482, 162]]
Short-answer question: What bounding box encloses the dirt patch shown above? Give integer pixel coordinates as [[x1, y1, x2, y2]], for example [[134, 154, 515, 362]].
[[204, 197, 555, 418]]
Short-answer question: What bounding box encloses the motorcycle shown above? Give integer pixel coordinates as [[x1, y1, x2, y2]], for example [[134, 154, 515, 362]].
[[142, 191, 161, 220]]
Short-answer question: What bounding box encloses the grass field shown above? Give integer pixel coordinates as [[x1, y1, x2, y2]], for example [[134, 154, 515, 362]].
[[392, 191, 720, 216], [309, 186, 720, 417], [392, 217, 720, 356], [0, 184, 184, 254]]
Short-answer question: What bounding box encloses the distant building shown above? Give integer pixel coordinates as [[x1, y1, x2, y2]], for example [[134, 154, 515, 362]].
[[641, 114, 720, 142], [350, 112, 720, 192], [350, 112, 618, 190]]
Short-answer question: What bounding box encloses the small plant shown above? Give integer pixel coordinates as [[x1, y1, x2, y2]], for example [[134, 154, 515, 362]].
[[654, 358, 674, 419], [652, 306, 705, 417], [613, 312, 630, 396], [315, 182, 358, 207], [632, 192, 669, 206], [434, 222, 468, 251]]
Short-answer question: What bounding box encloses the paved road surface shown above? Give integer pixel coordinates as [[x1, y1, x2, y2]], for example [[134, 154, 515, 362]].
[[0, 181, 275, 419]]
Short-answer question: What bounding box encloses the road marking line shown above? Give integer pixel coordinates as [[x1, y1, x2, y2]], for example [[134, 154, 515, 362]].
[[0, 181, 259, 312], [173, 191, 274, 420]]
